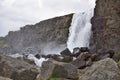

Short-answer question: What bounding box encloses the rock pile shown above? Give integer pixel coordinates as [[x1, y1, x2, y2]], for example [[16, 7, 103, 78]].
[[0, 47, 120, 80]]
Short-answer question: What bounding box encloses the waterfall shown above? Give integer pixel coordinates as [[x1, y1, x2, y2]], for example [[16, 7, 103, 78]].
[[67, 8, 94, 52]]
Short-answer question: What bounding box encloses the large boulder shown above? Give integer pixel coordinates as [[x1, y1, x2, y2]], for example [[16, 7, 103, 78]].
[[40, 59, 78, 80], [79, 58, 120, 80], [71, 52, 92, 69], [72, 47, 90, 57], [0, 55, 39, 80], [72, 47, 81, 57], [0, 76, 12, 80], [60, 48, 72, 56], [80, 47, 89, 52]]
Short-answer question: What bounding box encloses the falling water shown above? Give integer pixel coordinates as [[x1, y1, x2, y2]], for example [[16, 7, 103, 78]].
[[67, 8, 94, 52]]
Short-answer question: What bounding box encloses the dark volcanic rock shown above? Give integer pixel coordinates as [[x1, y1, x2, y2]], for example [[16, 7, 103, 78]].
[[0, 55, 39, 80], [99, 50, 115, 59], [0, 14, 73, 54], [90, 0, 120, 60], [35, 54, 41, 59], [72, 47, 81, 57], [60, 48, 72, 56], [71, 52, 90, 69], [80, 47, 89, 52]]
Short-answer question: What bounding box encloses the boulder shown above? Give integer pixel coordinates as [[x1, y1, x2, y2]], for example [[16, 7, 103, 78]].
[[60, 48, 72, 56], [41, 54, 73, 63], [0, 76, 12, 80], [90, 53, 101, 61], [79, 58, 120, 80], [71, 52, 91, 69], [72, 47, 81, 57], [99, 50, 115, 59], [106, 50, 115, 58], [80, 47, 89, 52], [40, 59, 78, 80], [0, 55, 39, 80], [61, 56, 73, 63], [35, 54, 41, 59]]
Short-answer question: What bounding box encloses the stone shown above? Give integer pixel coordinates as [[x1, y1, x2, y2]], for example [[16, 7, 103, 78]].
[[55, 78, 70, 80], [60, 48, 72, 56], [71, 52, 88, 69], [91, 53, 101, 61], [61, 56, 73, 63], [79, 58, 120, 80], [72, 47, 81, 57], [0, 55, 39, 80], [100, 53, 111, 59], [0, 76, 12, 80], [99, 50, 115, 59], [35, 54, 41, 59], [106, 50, 115, 58], [40, 59, 78, 80], [90, 0, 120, 60], [80, 47, 89, 52], [86, 58, 92, 66]]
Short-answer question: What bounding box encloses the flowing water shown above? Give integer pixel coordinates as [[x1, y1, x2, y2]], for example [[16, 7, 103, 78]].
[[67, 8, 95, 52]]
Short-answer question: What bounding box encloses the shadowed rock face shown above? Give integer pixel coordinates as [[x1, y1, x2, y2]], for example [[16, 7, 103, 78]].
[[0, 14, 73, 54], [90, 0, 120, 59]]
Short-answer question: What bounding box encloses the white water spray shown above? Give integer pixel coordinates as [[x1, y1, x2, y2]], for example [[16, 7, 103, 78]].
[[67, 8, 95, 52]]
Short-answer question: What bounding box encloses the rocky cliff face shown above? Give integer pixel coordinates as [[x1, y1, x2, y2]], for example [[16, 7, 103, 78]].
[[0, 14, 73, 54], [90, 0, 120, 59]]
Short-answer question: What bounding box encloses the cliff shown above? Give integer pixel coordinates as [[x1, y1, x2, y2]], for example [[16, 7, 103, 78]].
[[90, 0, 120, 60], [0, 14, 73, 54]]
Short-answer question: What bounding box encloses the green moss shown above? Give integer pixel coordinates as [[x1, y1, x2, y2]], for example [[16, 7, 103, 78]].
[[118, 60, 120, 65], [0, 40, 4, 44], [48, 74, 56, 80], [77, 70, 81, 76], [2, 44, 9, 48], [66, 16, 72, 27]]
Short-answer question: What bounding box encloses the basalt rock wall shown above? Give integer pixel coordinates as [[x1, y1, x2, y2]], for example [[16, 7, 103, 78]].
[[0, 14, 73, 54], [90, 0, 120, 59]]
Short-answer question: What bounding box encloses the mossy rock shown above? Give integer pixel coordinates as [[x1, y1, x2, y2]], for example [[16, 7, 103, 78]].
[[2, 44, 9, 49], [0, 40, 4, 44], [117, 60, 120, 65], [48, 74, 57, 80]]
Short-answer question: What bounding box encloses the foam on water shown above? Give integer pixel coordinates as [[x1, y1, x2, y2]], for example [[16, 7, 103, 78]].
[[27, 54, 48, 67]]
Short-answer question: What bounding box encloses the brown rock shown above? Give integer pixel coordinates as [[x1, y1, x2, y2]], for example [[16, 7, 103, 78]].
[[71, 52, 89, 69], [79, 58, 120, 80], [0, 76, 12, 80], [0, 55, 39, 80], [40, 59, 78, 80], [90, 0, 120, 60]]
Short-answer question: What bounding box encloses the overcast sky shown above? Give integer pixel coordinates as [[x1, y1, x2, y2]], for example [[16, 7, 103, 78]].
[[0, 0, 95, 37]]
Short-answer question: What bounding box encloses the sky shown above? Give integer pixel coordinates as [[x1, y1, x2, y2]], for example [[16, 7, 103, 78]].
[[0, 0, 95, 37]]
